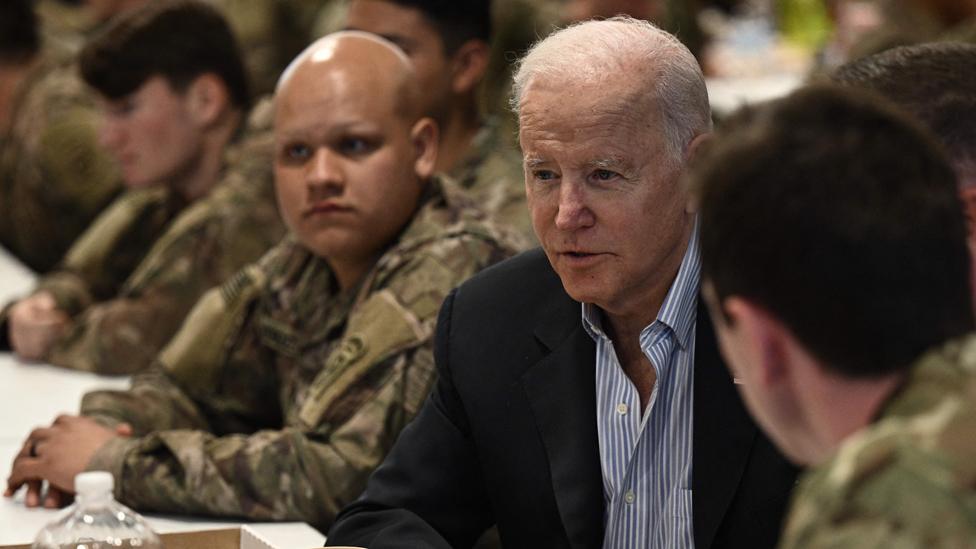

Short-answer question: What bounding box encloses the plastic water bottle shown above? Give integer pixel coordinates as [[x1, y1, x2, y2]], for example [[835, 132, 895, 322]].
[[32, 471, 163, 549]]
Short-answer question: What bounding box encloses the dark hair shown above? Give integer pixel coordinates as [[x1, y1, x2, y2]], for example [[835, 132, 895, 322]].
[[693, 85, 974, 378], [386, 0, 492, 53], [0, 0, 40, 63], [79, 0, 250, 109], [830, 43, 976, 181]]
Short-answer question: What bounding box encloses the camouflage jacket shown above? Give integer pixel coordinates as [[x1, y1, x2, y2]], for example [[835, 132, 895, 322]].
[[33, 186, 188, 316], [452, 119, 535, 249], [42, 101, 285, 374], [80, 176, 516, 530], [780, 334, 976, 548], [0, 49, 122, 272]]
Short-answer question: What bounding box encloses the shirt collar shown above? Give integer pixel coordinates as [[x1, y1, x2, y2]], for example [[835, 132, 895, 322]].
[[581, 218, 701, 350]]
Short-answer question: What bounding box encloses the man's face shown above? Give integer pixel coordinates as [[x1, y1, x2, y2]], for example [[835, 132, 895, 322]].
[[345, 0, 453, 121], [274, 65, 428, 269], [97, 76, 204, 189], [520, 80, 695, 316]]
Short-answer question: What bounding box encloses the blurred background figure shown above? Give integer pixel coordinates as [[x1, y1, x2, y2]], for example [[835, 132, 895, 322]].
[[344, 0, 535, 246], [0, 0, 122, 273], [842, 0, 976, 61], [1, 1, 286, 375]]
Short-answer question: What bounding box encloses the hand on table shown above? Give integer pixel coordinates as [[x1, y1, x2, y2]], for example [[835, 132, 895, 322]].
[[4, 416, 132, 508], [8, 292, 70, 361]]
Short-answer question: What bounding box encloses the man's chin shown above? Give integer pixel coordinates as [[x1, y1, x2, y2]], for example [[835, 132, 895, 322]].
[[557, 278, 607, 306]]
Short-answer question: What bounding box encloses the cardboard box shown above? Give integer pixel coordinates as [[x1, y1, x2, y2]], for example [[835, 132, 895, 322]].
[[2, 525, 331, 549]]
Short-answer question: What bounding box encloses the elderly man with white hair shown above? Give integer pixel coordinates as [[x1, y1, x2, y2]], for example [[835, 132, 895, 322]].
[[327, 17, 797, 548]]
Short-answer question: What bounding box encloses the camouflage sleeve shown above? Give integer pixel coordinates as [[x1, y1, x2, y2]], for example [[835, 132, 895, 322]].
[[780, 453, 976, 548], [80, 260, 275, 432], [81, 231, 512, 530], [35, 189, 178, 316], [43, 174, 283, 374]]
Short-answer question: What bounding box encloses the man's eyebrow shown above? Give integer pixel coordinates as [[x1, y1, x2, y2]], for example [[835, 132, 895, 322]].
[[586, 157, 632, 172], [524, 156, 548, 169]]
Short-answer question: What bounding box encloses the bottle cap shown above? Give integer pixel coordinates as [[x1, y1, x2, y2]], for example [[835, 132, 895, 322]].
[[74, 471, 114, 496]]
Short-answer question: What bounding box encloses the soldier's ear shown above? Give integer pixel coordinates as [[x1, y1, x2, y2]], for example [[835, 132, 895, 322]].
[[723, 297, 791, 389], [449, 40, 490, 95], [411, 117, 438, 180], [185, 73, 230, 128]]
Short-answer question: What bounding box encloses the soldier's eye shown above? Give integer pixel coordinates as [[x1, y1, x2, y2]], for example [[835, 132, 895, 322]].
[[339, 137, 376, 156], [105, 98, 136, 117], [532, 170, 558, 182], [282, 144, 311, 163]]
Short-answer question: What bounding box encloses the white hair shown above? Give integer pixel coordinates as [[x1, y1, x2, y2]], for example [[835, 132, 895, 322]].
[[511, 16, 711, 163]]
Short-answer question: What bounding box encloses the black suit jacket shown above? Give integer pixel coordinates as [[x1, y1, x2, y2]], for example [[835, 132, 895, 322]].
[[328, 249, 797, 548]]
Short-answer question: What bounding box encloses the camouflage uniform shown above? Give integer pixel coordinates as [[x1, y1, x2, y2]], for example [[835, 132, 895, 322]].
[[453, 119, 536, 249], [0, 49, 123, 273], [43, 100, 285, 374], [780, 334, 976, 548], [79, 177, 515, 530]]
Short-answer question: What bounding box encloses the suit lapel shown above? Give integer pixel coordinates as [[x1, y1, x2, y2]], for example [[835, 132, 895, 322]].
[[522, 317, 604, 549], [692, 300, 759, 547]]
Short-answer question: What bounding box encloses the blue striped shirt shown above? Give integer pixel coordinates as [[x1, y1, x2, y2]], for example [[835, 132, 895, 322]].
[[583, 220, 701, 548]]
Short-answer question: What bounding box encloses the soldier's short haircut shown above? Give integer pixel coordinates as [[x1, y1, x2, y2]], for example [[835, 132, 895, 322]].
[[79, 0, 250, 109], [830, 43, 976, 183], [384, 0, 492, 53], [692, 85, 974, 378], [0, 0, 39, 63]]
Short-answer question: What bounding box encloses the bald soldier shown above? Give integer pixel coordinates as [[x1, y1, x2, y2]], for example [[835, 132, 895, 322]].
[[5, 32, 515, 529]]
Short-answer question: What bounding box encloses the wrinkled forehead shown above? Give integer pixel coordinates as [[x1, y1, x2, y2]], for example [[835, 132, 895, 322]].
[[517, 79, 665, 156]]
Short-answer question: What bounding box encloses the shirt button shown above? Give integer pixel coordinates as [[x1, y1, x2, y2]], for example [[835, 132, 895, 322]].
[[624, 490, 635, 504], [616, 403, 628, 415]]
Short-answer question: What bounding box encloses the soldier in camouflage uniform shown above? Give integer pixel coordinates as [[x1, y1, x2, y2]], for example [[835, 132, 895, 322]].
[[691, 86, 976, 547], [36, 100, 284, 374], [5, 32, 515, 525], [1, 2, 261, 367], [345, 0, 536, 246], [780, 336, 976, 547], [0, 0, 122, 273]]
